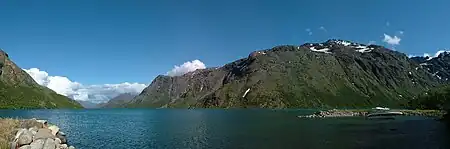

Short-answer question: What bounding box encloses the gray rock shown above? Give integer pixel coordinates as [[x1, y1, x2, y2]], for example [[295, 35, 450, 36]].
[[42, 138, 56, 149], [18, 130, 33, 146], [18, 145, 31, 149], [55, 132, 66, 144], [68, 146, 75, 149], [48, 125, 59, 136], [59, 144, 68, 149], [34, 129, 55, 141], [54, 138, 61, 144], [30, 139, 45, 149], [29, 126, 39, 135], [10, 142, 17, 149], [15, 128, 27, 140]]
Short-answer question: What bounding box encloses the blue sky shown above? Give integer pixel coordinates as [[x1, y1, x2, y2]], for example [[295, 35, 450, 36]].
[[0, 0, 449, 102]]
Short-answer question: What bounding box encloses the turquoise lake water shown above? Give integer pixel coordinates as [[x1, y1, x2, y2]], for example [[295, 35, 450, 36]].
[[1, 109, 449, 149]]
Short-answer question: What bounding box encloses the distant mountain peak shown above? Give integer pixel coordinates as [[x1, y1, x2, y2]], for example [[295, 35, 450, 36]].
[[99, 92, 138, 108], [301, 39, 377, 54], [324, 39, 357, 46]]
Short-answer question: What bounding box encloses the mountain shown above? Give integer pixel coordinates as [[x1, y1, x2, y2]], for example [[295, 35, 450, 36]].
[[0, 50, 82, 109], [125, 39, 442, 109], [410, 51, 450, 83], [100, 93, 136, 108], [76, 100, 99, 109]]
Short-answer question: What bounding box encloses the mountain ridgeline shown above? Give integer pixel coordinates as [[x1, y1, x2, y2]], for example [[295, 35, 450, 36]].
[[123, 39, 448, 109], [100, 93, 137, 108], [0, 50, 82, 109]]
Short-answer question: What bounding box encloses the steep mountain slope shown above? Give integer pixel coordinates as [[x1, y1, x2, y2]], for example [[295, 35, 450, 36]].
[[100, 93, 136, 108], [126, 40, 441, 109], [0, 50, 82, 109]]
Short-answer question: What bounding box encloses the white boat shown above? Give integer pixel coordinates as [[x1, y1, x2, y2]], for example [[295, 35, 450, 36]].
[[372, 107, 390, 110], [367, 107, 403, 119]]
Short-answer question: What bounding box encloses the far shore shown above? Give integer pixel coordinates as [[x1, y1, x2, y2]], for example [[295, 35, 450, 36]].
[[297, 109, 446, 118]]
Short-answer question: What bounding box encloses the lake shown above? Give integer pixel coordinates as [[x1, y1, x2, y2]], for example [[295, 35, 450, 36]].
[[1, 109, 449, 149]]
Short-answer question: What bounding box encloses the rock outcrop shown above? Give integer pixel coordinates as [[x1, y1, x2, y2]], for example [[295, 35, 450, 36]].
[[10, 119, 76, 149], [125, 39, 443, 108]]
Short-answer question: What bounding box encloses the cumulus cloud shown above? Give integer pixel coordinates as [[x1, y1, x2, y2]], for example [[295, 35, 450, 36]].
[[23, 68, 146, 103], [167, 60, 206, 77], [383, 34, 401, 45], [305, 28, 312, 35], [399, 31, 404, 35], [318, 26, 327, 32], [408, 50, 450, 59], [424, 50, 450, 58]]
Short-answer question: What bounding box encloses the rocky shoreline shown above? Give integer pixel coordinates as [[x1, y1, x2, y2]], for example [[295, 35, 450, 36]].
[[9, 119, 75, 149], [298, 109, 445, 118], [298, 109, 368, 118]]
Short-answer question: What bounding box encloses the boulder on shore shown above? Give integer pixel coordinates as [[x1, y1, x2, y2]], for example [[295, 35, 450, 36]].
[[56, 132, 67, 144], [18, 130, 33, 146], [34, 129, 55, 141], [48, 125, 60, 136], [29, 139, 45, 149], [18, 145, 31, 149], [7, 118, 76, 149], [42, 138, 56, 149]]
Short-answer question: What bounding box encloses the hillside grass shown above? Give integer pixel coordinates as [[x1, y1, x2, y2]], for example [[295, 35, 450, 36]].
[[0, 82, 82, 109]]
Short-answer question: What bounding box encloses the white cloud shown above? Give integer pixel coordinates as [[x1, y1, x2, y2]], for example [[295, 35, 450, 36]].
[[399, 31, 404, 35], [383, 34, 401, 45], [167, 60, 206, 77], [318, 26, 327, 32], [305, 28, 312, 35], [408, 50, 450, 59], [386, 22, 390, 26], [23, 68, 146, 103], [434, 50, 450, 57]]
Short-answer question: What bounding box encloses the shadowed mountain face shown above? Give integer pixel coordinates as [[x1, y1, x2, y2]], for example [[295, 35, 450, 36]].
[[125, 40, 444, 109], [100, 93, 137, 108], [0, 50, 83, 109]]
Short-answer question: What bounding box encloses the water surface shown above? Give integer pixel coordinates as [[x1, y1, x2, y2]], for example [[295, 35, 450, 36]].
[[1, 109, 449, 149]]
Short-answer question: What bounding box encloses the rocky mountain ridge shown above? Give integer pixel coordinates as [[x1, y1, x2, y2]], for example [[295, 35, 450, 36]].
[[410, 51, 450, 83], [125, 39, 444, 109]]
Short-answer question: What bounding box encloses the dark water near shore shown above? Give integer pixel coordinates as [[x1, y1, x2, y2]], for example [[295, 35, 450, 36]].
[[1, 109, 449, 149]]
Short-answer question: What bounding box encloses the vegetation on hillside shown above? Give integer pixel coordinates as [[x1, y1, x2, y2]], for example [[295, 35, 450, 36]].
[[0, 82, 83, 109], [407, 85, 450, 110]]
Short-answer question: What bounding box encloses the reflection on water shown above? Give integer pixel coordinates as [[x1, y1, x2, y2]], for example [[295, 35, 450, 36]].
[[0, 109, 449, 149]]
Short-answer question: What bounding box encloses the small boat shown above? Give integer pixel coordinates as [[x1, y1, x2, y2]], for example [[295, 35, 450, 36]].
[[367, 107, 403, 119]]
